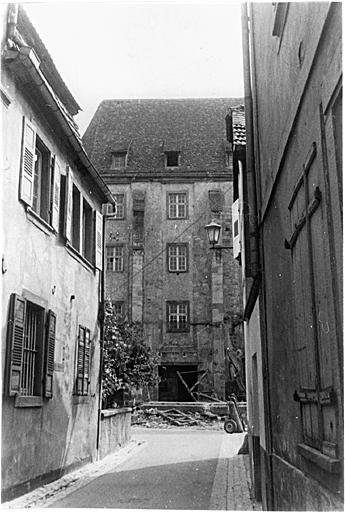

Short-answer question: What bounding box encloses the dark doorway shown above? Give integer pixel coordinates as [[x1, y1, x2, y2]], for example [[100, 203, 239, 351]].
[[158, 365, 198, 401]]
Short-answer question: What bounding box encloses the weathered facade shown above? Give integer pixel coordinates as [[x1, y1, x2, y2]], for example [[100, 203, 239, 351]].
[[83, 98, 244, 401], [239, 3, 343, 510], [1, 6, 113, 500]]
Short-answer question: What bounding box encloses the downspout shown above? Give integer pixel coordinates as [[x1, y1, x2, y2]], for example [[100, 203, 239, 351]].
[[241, 4, 274, 509], [96, 213, 106, 459]]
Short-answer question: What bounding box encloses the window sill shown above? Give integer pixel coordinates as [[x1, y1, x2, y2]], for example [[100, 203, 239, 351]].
[[73, 395, 90, 405], [298, 443, 341, 473], [14, 395, 43, 408], [26, 207, 55, 236], [167, 328, 190, 333], [65, 242, 95, 272]]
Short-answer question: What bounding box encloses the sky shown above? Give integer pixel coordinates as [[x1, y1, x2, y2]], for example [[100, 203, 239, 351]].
[[22, 1, 244, 134]]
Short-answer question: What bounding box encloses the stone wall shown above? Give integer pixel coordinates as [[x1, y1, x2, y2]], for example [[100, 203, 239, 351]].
[[100, 408, 132, 460]]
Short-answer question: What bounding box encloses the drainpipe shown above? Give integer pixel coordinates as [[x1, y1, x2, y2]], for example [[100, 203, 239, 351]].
[[241, 4, 274, 508], [96, 213, 106, 459]]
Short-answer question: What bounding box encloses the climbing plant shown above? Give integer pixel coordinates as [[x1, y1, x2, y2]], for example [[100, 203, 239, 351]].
[[102, 301, 159, 407]]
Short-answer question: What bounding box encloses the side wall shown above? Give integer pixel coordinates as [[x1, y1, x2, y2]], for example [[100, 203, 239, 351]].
[[2, 67, 102, 499], [250, 3, 343, 509]]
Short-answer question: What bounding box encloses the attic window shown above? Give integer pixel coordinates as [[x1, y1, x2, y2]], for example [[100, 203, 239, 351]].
[[111, 152, 127, 170], [165, 151, 180, 168]]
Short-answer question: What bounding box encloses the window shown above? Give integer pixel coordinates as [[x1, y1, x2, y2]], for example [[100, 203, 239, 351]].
[[167, 244, 188, 273], [111, 152, 127, 170], [6, 293, 56, 400], [114, 194, 125, 219], [168, 193, 188, 219], [75, 326, 91, 396], [165, 151, 180, 168], [113, 301, 125, 320], [72, 184, 81, 251], [167, 302, 189, 332], [64, 167, 103, 270], [82, 199, 93, 262], [107, 246, 124, 272], [19, 118, 60, 231]]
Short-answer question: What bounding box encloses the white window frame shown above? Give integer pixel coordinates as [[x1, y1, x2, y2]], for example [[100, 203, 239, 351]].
[[168, 244, 188, 272], [107, 246, 124, 272], [168, 193, 187, 219], [167, 302, 189, 332], [114, 194, 125, 219]]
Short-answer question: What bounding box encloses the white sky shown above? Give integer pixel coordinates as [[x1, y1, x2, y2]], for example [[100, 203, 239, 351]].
[[22, 1, 244, 134]]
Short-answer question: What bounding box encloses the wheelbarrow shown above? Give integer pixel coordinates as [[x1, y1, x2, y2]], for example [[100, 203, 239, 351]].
[[223, 398, 244, 434]]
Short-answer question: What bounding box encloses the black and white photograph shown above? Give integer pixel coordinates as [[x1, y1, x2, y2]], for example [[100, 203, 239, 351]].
[[1, 1, 342, 510]]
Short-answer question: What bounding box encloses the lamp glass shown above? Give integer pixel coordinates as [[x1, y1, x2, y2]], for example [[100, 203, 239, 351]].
[[205, 220, 221, 246]]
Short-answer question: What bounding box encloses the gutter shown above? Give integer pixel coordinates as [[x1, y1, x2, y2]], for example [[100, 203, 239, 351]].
[[4, 44, 114, 205]]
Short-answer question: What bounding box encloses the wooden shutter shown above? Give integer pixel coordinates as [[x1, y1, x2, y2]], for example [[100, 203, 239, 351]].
[[95, 210, 103, 270], [51, 157, 60, 232], [44, 310, 56, 398], [7, 294, 26, 396], [76, 326, 85, 395], [20, 117, 36, 207], [84, 329, 90, 395], [64, 166, 73, 242]]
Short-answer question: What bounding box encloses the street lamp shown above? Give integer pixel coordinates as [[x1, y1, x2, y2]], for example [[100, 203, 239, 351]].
[[205, 220, 232, 251]]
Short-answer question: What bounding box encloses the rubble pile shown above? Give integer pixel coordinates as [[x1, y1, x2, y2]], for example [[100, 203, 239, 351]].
[[131, 407, 225, 430]]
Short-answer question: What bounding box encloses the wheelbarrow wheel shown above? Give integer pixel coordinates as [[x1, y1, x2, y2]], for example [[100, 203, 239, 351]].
[[224, 419, 237, 434]]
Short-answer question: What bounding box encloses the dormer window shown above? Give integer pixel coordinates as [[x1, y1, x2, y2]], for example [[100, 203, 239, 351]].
[[165, 151, 180, 168], [111, 152, 127, 170]]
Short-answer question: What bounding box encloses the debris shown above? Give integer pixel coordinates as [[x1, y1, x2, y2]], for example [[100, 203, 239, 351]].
[[131, 407, 224, 430]]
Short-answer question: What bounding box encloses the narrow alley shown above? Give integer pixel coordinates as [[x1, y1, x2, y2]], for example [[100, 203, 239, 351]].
[[5, 428, 259, 510]]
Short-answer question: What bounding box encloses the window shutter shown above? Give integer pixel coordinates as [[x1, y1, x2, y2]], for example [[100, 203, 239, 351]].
[[64, 166, 73, 241], [94, 210, 103, 270], [44, 310, 56, 398], [209, 190, 224, 213], [7, 293, 26, 396], [76, 326, 85, 395], [51, 157, 60, 232], [20, 117, 36, 207], [84, 329, 90, 395]]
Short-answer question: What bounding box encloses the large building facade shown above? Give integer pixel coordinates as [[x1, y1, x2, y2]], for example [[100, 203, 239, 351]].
[[83, 99, 244, 401], [1, 6, 113, 500], [239, 3, 343, 510]]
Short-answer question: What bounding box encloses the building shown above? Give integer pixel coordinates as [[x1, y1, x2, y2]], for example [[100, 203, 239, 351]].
[[83, 98, 244, 402], [1, 5, 113, 500], [238, 3, 343, 510]]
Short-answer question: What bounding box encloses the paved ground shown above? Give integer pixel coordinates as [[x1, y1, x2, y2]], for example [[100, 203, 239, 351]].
[[4, 428, 261, 510]]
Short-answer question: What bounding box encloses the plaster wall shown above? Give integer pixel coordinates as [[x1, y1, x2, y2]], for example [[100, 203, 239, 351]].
[[2, 68, 103, 498]]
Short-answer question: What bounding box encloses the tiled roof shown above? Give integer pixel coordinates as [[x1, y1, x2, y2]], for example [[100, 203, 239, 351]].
[[83, 98, 243, 180], [231, 105, 246, 146]]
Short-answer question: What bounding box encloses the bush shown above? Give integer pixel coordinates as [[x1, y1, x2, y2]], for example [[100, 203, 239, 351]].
[[102, 301, 159, 407]]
